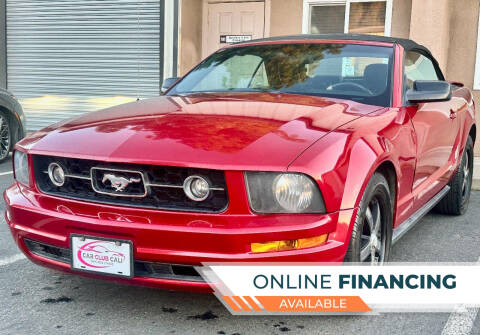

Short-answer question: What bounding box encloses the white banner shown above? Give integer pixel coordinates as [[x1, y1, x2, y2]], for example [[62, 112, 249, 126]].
[[197, 263, 480, 314]]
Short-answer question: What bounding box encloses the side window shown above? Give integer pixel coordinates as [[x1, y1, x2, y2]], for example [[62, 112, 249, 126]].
[[404, 51, 440, 90]]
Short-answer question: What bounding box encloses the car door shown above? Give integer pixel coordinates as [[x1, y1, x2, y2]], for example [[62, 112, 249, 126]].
[[404, 51, 462, 210]]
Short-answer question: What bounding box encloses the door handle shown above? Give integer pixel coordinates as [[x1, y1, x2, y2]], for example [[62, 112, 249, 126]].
[[449, 109, 457, 119]]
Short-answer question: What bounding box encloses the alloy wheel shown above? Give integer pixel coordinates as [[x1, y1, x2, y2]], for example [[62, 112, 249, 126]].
[[360, 197, 386, 265], [0, 115, 10, 160], [462, 150, 472, 200]]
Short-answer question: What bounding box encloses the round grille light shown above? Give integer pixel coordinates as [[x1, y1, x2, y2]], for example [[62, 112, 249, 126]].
[[183, 175, 210, 201], [48, 163, 65, 187]]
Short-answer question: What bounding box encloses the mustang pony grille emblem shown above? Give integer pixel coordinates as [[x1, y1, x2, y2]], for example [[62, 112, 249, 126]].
[[102, 173, 141, 192], [90, 167, 147, 197]]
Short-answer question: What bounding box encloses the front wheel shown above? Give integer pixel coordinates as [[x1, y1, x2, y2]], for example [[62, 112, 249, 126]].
[[344, 172, 393, 264]]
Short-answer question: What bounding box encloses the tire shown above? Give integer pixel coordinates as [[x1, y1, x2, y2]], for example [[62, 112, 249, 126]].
[[0, 111, 12, 162], [344, 172, 393, 264], [435, 136, 474, 216]]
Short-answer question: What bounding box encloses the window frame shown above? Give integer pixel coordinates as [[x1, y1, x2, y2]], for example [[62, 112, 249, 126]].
[[302, 0, 393, 36], [402, 48, 446, 106]]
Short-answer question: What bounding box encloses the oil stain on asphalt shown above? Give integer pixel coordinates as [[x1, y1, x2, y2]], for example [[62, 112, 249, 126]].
[[40, 296, 73, 304], [162, 307, 178, 313], [187, 310, 219, 320]]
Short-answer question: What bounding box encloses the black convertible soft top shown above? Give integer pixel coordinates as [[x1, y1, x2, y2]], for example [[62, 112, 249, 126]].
[[238, 33, 432, 57]]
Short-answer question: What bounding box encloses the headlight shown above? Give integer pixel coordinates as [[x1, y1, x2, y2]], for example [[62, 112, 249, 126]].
[[13, 150, 30, 186], [245, 172, 326, 213]]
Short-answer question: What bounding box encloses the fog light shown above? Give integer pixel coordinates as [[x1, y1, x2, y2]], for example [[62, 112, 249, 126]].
[[251, 234, 328, 253], [183, 175, 210, 201], [48, 163, 65, 187]]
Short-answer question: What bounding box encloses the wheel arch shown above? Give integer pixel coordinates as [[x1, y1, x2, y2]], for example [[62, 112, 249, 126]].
[[350, 157, 398, 220], [469, 124, 476, 144], [340, 138, 401, 212], [376, 160, 397, 205], [341, 156, 397, 263]]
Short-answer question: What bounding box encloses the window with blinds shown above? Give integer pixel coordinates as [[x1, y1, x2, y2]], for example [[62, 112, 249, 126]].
[[308, 1, 388, 36], [6, 0, 164, 132], [348, 2, 386, 35], [310, 5, 346, 34]]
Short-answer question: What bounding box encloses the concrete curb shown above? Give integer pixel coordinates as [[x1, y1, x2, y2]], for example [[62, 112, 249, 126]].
[[473, 157, 480, 191]]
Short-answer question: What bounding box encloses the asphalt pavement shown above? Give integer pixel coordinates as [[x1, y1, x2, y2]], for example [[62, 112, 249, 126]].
[[0, 155, 479, 335]]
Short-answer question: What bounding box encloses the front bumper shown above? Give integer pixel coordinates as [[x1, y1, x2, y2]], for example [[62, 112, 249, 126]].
[[4, 183, 355, 292]]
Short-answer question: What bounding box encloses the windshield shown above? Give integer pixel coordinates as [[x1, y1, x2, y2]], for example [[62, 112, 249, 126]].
[[168, 43, 394, 107]]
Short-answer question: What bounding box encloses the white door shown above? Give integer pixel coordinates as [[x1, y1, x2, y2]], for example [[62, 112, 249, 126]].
[[204, 1, 265, 58]]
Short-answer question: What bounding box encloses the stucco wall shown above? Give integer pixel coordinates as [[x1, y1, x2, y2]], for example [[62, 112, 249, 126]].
[[269, 0, 303, 36], [473, 90, 480, 156], [179, 0, 203, 76], [444, 0, 480, 156], [446, 0, 479, 84], [270, 0, 412, 38], [409, 0, 451, 72], [391, 0, 411, 38]]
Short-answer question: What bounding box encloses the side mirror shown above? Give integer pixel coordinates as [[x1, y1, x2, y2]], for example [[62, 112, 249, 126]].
[[406, 80, 452, 103], [161, 77, 180, 93]]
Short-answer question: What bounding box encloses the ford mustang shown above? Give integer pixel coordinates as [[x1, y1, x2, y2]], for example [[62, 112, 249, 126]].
[[5, 34, 475, 292]]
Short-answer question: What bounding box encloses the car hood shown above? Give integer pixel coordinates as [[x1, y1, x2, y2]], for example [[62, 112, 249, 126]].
[[20, 93, 381, 170]]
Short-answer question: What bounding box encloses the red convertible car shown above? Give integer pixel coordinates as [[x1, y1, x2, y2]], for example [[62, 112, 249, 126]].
[[5, 34, 475, 292]]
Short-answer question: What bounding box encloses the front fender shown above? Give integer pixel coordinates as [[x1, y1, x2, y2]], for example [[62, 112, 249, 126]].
[[288, 108, 416, 230], [288, 131, 398, 211], [339, 138, 394, 209]]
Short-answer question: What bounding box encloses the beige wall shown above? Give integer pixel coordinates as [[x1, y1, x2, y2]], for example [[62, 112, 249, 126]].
[[446, 0, 479, 85], [409, 0, 451, 72], [269, 0, 413, 38], [269, 0, 303, 36], [391, 0, 411, 38], [398, 0, 479, 155], [179, 0, 203, 76], [444, 0, 480, 156]]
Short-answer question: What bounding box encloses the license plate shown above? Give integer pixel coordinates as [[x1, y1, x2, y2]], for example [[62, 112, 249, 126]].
[[71, 235, 133, 278]]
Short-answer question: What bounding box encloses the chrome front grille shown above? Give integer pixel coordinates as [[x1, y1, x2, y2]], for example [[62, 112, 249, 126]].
[[32, 155, 228, 212]]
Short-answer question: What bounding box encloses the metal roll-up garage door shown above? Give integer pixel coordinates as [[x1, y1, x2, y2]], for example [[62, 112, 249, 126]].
[[6, 0, 162, 132]]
